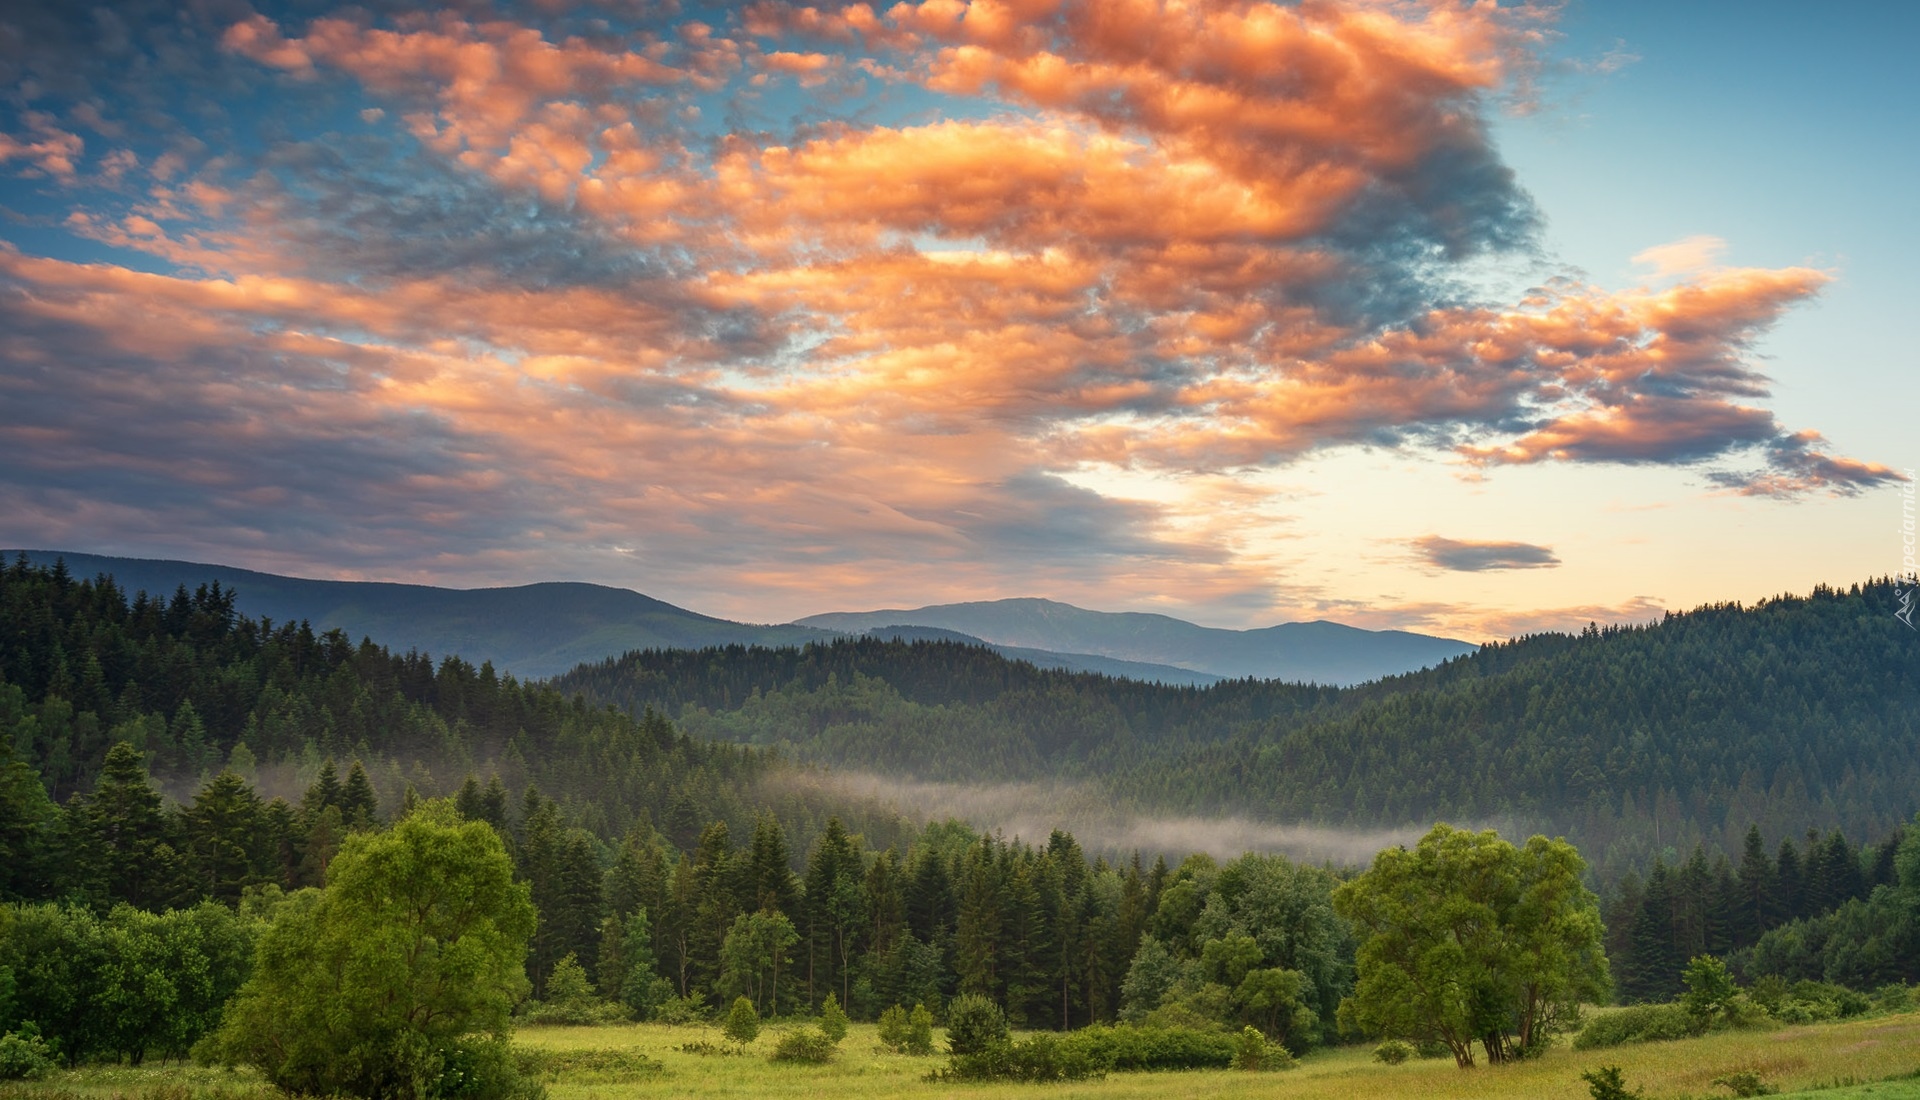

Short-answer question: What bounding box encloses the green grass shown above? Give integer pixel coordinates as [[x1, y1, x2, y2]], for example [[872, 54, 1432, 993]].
[[4, 1012, 1917, 1100]]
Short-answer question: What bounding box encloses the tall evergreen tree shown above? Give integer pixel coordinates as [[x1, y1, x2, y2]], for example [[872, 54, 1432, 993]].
[[71, 741, 186, 909], [339, 761, 379, 829], [1776, 837, 1805, 922], [183, 770, 270, 904], [1734, 825, 1775, 946]]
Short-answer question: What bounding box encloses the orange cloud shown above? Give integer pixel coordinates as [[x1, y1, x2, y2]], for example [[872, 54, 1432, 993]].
[[0, 0, 1890, 630]]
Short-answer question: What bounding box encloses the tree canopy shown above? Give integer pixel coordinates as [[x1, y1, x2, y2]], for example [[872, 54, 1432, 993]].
[[1332, 824, 1609, 1067], [208, 802, 537, 1100]]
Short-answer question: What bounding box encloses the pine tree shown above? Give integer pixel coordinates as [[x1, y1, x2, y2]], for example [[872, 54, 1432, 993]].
[[454, 775, 484, 821], [339, 761, 378, 829], [302, 759, 342, 820], [690, 820, 739, 999], [1776, 838, 1804, 921], [747, 812, 801, 919], [479, 774, 511, 835], [803, 817, 865, 1010], [1734, 825, 1774, 946], [184, 771, 269, 904], [73, 741, 186, 909], [1624, 858, 1682, 1002]]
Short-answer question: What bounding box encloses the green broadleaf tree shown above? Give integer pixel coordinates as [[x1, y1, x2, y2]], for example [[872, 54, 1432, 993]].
[[208, 801, 536, 1100]]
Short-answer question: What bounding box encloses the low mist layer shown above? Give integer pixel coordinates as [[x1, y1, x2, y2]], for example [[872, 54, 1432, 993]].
[[774, 770, 1460, 866]]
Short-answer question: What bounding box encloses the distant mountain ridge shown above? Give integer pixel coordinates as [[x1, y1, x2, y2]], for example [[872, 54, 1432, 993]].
[[798, 597, 1476, 685], [861, 624, 1219, 687], [9, 552, 1471, 686], [7, 550, 832, 679]]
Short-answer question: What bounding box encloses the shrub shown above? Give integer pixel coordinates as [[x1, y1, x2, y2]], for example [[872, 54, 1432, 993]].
[[931, 1035, 1103, 1083], [769, 1028, 837, 1064], [905, 1004, 935, 1055], [1712, 1069, 1777, 1097], [1582, 1065, 1645, 1100], [1683, 956, 1737, 1030], [944, 994, 1007, 1056], [818, 994, 849, 1044], [876, 1006, 911, 1052], [1058, 1024, 1235, 1071], [0, 1027, 55, 1081], [1872, 984, 1913, 1013], [1414, 1039, 1451, 1059], [723, 996, 760, 1049], [1572, 1004, 1694, 1049], [652, 993, 708, 1026], [1231, 1026, 1290, 1071], [1373, 1039, 1414, 1064], [511, 1048, 662, 1083]]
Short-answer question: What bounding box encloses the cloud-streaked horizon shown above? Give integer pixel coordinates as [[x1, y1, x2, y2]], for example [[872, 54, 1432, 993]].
[[0, 0, 1897, 637]]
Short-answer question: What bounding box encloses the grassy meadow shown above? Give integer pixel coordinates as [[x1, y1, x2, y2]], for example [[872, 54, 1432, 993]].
[[9, 1012, 1916, 1100]]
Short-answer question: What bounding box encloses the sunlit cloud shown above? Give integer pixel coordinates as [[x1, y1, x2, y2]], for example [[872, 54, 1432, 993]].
[[0, 0, 1891, 629]]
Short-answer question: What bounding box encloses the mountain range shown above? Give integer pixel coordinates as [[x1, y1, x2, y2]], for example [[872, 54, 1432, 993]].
[[799, 598, 1476, 684], [6, 550, 1472, 685]]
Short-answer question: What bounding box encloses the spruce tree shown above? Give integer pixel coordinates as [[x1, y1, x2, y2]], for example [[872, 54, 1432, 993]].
[[1734, 825, 1774, 946], [1775, 838, 1804, 921], [74, 741, 186, 909], [339, 761, 379, 828], [184, 770, 269, 904]]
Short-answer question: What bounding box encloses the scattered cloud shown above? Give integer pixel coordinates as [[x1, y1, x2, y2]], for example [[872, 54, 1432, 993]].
[[1633, 234, 1727, 279], [1413, 536, 1560, 572]]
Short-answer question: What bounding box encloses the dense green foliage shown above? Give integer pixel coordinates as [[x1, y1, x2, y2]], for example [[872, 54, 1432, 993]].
[[1605, 821, 1914, 1001], [207, 804, 538, 1100], [1739, 818, 1920, 990], [1334, 825, 1609, 1066], [0, 899, 253, 1065], [558, 581, 1920, 878]]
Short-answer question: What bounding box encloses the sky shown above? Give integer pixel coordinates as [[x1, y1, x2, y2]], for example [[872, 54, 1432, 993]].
[[0, 0, 1910, 640]]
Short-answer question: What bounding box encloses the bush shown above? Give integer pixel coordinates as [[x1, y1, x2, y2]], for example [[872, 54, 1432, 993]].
[[876, 1006, 911, 1052], [1712, 1069, 1777, 1097], [723, 997, 760, 1049], [423, 1036, 545, 1100], [818, 994, 848, 1044], [944, 994, 1007, 1056], [769, 1028, 837, 1064], [1232, 1025, 1296, 1071], [651, 993, 707, 1026], [1683, 956, 1737, 1029], [1058, 1024, 1236, 1071], [512, 1048, 662, 1083], [1872, 984, 1913, 1013], [0, 1027, 54, 1081], [906, 1004, 934, 1056], [932, 1035, 1103, 1083], [1373, 1039, 1413, 1064], [1582, 1065, 1645, 1100], [1572, 1004, 1694, 1050]]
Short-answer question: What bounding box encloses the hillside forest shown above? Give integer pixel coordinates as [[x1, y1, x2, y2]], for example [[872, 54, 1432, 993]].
[[1, 556, 1917, 1067]]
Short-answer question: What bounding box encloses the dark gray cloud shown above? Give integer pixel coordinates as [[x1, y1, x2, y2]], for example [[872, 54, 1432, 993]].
[[1413, 536, 1560, 573]]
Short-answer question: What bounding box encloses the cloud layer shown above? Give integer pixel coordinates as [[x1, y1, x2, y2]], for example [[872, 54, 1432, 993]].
[[0, 0, 1893, 628]]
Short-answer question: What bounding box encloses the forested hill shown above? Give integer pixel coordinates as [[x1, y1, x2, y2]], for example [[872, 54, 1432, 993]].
[[0, 556, 910, 881], [557, 580, 1920, 878]]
